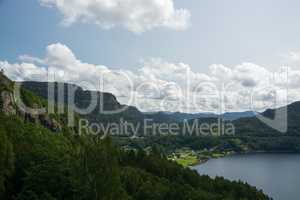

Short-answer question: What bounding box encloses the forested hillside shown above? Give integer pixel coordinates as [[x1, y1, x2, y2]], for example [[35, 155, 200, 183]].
[[0, 70, 271, 199]]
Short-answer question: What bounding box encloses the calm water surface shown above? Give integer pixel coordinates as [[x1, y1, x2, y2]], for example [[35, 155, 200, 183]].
[[193, 153, 300, 200]]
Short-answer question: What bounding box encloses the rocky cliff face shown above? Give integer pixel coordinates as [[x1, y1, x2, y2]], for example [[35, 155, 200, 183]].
[[0, 72, 62, 132], [0, 91, 16, 115], [0, 71, 16, 115], [0, 71, 11, 87], [0, 73, 145, 134]]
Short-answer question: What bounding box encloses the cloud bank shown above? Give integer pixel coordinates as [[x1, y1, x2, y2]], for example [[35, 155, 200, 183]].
[[40, 0, 191, 33], [1, 43, 298, 113]]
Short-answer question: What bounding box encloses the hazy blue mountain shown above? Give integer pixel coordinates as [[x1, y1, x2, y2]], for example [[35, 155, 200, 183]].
[[145, 111, 256, 122]]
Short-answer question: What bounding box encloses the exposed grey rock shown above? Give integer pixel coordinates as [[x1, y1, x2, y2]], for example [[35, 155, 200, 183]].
[[39, 114, 62, 132], [1, 91, 16, 115], [0, 73, 63, 132]]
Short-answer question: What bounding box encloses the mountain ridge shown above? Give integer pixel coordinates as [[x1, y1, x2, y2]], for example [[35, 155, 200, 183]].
[[21, 80, 256, 123], [3, 74, 300, 137]]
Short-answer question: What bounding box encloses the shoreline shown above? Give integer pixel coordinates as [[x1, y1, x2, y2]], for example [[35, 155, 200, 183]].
[[189, 150, 300, 167]]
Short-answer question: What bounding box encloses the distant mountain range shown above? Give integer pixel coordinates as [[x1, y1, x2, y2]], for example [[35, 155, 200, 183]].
[[233, 101, 300, 136], [145, 111, 256, 122], [1, 72, 300, 138], [21, 81, 256, 123], [13, 79, 300, 137]]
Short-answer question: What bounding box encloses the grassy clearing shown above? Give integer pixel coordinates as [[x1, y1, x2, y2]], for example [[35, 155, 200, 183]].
[[175, 154, 199, 167]]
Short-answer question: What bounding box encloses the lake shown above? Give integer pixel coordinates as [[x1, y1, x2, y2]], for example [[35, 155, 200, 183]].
[[193, 153, 300, 200]]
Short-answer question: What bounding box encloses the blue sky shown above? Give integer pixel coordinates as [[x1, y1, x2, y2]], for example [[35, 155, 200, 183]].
[[1, 0, 300, 113], [2, 0, 300, 71]]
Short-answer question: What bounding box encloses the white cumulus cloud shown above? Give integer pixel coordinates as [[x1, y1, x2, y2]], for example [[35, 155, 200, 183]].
[[1, 43, 298, 113], [40, 0, 191, 33]]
